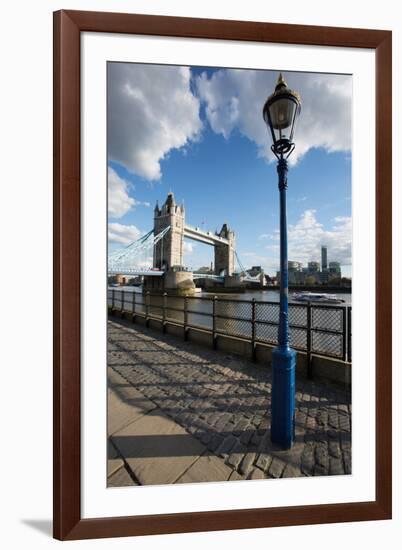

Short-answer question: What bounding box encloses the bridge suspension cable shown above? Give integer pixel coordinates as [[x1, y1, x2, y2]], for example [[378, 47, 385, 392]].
[[108, 226, 170, 272], [234, 250, 264, 282], [108, 229, 154, 262], [234, 250, 247, 276]]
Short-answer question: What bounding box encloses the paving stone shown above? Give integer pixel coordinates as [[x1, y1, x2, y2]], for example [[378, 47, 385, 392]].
[[301, 442, 315, 475], [108, 465, 137, 487], [343, 451, 352, 474], [222, 418, 237, 433], [328, 429, 339, 440], [107, 371, 157, 436], [233, 418, 250, 436], [280, 441, 304, 468], [176, 455, 233, 484], [328, 410, 339, 429], [329, 440, 341, 458], [315, 429, 328, 444], [111, 410, 206, 486], [107, 440, 124, 477], [306, 415, 317, 430], [338, 413, 350, 431], [295, 410, 307, 426], [216, 435, 238, 458], [200, 431, 214, 446], [206, 432, 224, 452], [251, 414, 263, 427], [329, 456, 344, 476], [258, 416, 269, 429], [256, 453, 272, 472], [228, 470, 243, 481], [248, 467, 265, 480], [314, 464, 328, 476], [340, 432, 351, 447], [268, 457, 286, 478], [257, 431, 273, 454], [250, 431, 262, 447], [282, 464, 304, 478], [214, 412, 232, 431], [294, 423, 305, 437], [239, 452, 257, 476], [206, 412, 223, 426], [315, 442, 329, 470], [316, 409, 328, 428], [240, 428, 255, 446], [226, 442, 248, 469]]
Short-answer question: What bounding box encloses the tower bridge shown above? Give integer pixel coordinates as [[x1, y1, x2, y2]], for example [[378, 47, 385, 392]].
[[153, 192, 235, 277], [108, 192, 263, 292]]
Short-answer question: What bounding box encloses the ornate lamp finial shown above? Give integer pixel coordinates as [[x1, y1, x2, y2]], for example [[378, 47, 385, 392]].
[[276, 72, 287, 89]]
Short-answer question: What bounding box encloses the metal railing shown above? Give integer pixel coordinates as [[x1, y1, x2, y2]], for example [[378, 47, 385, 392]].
[[108, 289, 352, 370]]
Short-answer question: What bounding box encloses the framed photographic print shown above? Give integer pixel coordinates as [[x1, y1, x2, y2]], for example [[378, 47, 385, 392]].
[[53, 10, 392, 540]]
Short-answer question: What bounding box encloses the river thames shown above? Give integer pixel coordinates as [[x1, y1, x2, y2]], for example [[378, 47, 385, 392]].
[[114, 286, 352, 305]]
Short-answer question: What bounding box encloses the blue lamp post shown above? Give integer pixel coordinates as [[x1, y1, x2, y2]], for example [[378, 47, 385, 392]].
[[263, 73, 301, 449]]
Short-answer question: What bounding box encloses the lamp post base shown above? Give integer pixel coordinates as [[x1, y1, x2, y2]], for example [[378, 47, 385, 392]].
[[271, 346, 296, 449]]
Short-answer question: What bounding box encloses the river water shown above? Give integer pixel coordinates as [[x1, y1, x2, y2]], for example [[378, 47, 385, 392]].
[[114, 286, 351, 305], [204, 289, 351, 305]]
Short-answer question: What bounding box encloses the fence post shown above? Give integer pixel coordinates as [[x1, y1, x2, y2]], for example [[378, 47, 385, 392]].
[[145, 291, 150, 327], [121, 289, 125, 316], [163, 292, 167, 334], [342, 307, 347, 362], [184, 296, 188, 341], [212, 295, 218, 350], [348, 306, 352, 362], [111, 288, 115, 313], [131, 291, 136, 323], [307, 303, 312, 379], [251, 298, 257, 362]]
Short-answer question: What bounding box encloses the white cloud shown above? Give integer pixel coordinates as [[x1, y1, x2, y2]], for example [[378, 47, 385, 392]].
[[108, 64, 202, 180], [108, 223, 142, 245], [108, 166, 150, 219], [240, 252, 279, 273], [240, 210, 351, 275], [196, 69, 351, 164], [108, 166, 135, 218], [267, 209, 352, 266], [183, 241, 195, 254]]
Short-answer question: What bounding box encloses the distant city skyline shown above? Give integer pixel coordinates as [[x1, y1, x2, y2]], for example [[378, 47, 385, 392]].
[[107, 63, 352, 277]]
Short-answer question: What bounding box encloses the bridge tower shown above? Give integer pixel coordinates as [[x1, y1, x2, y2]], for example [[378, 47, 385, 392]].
[[214, 223, 235, 276], [153, 192, 185, 270]]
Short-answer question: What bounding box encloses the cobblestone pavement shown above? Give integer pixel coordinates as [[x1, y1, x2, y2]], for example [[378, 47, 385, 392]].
[[108, 318, 351, 485]]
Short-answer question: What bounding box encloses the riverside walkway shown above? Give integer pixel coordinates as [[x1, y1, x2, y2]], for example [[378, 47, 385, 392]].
[[108, 318, 351, 487]]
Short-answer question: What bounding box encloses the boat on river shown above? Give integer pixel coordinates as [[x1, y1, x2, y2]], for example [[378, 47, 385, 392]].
[[292, 292, 345, 304]]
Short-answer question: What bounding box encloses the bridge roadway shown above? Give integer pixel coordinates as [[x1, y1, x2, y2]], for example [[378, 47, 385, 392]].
[[108, 269, 225, 280], [108, 268, 164, 277], [107, 317, 351, 486], [184, 224, 230, 246]]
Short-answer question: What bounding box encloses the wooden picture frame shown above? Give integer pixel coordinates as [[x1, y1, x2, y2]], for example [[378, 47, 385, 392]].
[[53, 10, 392, 540]]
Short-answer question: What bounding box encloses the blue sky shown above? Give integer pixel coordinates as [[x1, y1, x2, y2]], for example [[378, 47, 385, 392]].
[[107, 63, 352, 276]]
